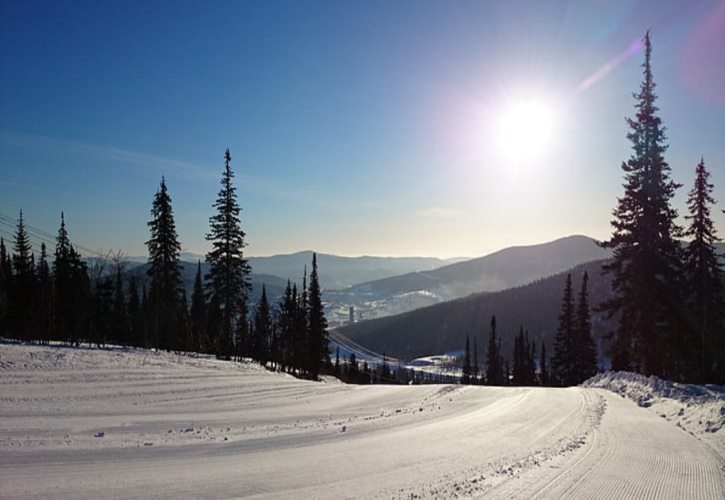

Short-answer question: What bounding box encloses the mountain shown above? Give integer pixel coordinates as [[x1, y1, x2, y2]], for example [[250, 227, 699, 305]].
[[124, 261, 287, 305], [247, 251, 455, 289], [324, 235, 612, 323], [339, 259, 615, 362]]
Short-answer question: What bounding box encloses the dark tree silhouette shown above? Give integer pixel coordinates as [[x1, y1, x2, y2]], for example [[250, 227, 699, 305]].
[[486, 315, 503, 385], [600, 31, 684, 379], [574, 272, 598, 382], [683, 158, 724, 383], [539, 341, 549, 386], [307, 253, 329, 379], [205, 149, 251, 359], [552, 274, 575, 386], [53, 213, 90, 345], [189, 261, 206, 353], [146, 177, 184, 350], [9, 210, 36, 340], [462, 335, 472, 384]]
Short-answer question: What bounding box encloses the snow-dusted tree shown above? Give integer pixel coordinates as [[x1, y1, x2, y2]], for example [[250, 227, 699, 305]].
[[600, 31, 684, 378], [683, 158, 724, 383], [205, 149, 251, 359], [146, 176, 184, 350]]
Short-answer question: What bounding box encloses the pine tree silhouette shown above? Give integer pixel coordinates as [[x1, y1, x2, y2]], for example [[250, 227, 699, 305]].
[[600, 31, 684, 378], [205, 150, 251, 359], [683, 158, 724, 383], [146, 177, 184, 351]]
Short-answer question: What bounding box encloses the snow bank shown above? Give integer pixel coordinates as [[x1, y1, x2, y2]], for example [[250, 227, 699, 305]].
[[583, 371, 725, 455]]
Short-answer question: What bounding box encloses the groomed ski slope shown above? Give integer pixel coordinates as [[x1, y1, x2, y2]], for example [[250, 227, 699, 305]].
[[1, 343, 723, 499]]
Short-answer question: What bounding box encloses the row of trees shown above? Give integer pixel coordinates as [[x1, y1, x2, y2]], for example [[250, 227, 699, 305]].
[[601, 32, 724, 384], [239, 255, 330, 379], [456, 317, 550, 386], [0, 149, 331, 380]]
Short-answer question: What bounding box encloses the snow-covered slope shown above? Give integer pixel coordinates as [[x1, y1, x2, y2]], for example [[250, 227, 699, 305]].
[[583, 371, 725, 457], [1, 343, 722, 498]]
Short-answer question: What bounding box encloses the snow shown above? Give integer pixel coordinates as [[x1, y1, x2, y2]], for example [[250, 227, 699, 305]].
[[583, 370, 725, 457], [1, 342, 723, 498]]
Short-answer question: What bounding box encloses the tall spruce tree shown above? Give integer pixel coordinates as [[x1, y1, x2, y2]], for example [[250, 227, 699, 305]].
[[205, 149, 251, 359], [146, 176, 184, 350], [574, 272, 598, 382], [552, 273, 575, 386], [53, 213, 90, 345], [10, 210, 36, 340], [683, 158, 724, 383], [600, 31, 684, 378], [307, 253, 329, 379]]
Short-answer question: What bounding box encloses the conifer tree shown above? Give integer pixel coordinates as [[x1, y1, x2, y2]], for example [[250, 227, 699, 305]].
[[189, 261, 206, 353], [486, 315, 503, 385], [307, 253, 329, 379], [600, 31, 684, 378], [0, 238, 8, 338], [10, 210, 36, 340], [53, 214, 89, 345], [110, 266, 128, 345], [683, 158, 724, 383], [472, 336, 479, 384], [127, 275, 144, 347], [205, 149, 251, 359], [36, 242, 52, 342], [252, 285, 272, 363], [146, 177, 184, 351], [574, 272, 598, 381], [462, 335, 472, 384], [540, 341, 549, 386], [552, 274, 575, 386]]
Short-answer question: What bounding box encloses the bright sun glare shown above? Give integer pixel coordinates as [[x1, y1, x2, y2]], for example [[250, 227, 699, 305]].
[[496, 99, 558, 164]]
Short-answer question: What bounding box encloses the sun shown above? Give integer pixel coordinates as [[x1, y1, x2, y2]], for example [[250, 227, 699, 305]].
[[495, 98, 559, 164]]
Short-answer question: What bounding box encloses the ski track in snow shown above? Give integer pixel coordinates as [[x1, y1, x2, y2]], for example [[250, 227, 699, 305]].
[[1, 342, 723, 499]]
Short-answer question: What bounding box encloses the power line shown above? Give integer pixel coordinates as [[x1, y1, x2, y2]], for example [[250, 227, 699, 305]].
[[0, 211, 109, 258]]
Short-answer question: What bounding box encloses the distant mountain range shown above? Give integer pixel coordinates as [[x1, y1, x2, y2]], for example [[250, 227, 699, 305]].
[[124, 251, 461, 290], [339, 241, 725, 361], [324, 235, 613, 323], [339, 259, 615, 362]]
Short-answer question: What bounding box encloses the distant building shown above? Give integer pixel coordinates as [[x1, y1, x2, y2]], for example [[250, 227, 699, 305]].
[[349, 306, 355, 324]]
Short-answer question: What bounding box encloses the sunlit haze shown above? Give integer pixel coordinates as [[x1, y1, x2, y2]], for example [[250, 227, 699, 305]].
[[1, 0, 724, 259]]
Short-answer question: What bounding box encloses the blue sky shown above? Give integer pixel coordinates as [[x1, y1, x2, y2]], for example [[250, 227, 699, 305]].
[[1, 0, 724, 258]]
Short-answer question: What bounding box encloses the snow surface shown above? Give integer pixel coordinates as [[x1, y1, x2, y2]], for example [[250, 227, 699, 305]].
[[1, 342, 723, 498], [583, 370, 725, 458]]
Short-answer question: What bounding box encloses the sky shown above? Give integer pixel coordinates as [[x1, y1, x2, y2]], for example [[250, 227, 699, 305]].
[[1, 0, 724, 259]]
